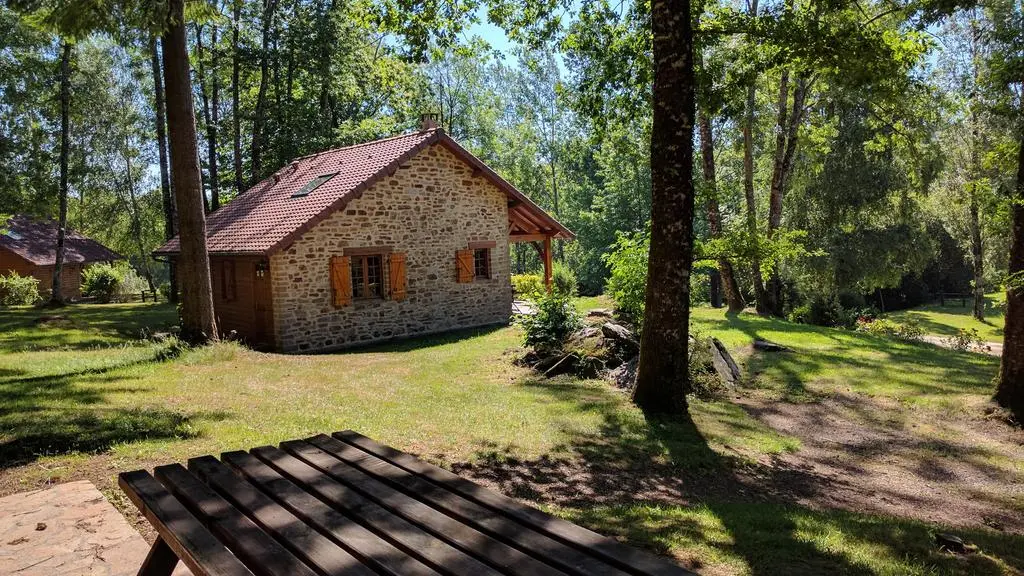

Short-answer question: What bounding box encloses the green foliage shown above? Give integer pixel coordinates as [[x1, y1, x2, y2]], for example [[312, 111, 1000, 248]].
[[0, 272, 41, 306], [552, 261, 578, 298], [688, 332, 726, 399], [604, 230, 648, 328], [82, 262, 125, 303], [944, 328, 987, 352], [787, 293, 859, 328], [518, 292, 581, 353], [855, 317, 924, 341], [511, 274, 545, 299]]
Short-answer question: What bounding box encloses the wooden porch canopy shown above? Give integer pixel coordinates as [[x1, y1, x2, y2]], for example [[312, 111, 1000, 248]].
[[508, 199, 572, 288]]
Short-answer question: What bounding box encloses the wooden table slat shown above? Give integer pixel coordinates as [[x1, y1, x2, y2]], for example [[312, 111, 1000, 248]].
[[118, 470, 255, 576], [304, 434, 629, 576], [332, 430, 694, 576], [254, 444, 513, 576], [281, 439, 569, 576], [154, 464, 320, 576], [187, 455, 378, 576], [220, 449, 441, 576]]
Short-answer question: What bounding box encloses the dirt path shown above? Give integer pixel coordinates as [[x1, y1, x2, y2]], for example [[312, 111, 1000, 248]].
[[920, 334, 1003, 356], [735, 391, 1024, 533]]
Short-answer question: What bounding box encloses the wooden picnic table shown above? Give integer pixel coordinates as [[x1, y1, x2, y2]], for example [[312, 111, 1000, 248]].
[[119, 430, 693, 576]]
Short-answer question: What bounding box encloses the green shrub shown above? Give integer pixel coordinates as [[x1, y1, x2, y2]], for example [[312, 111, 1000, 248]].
[[943, 328, 987, 352], [788, 293, 851, 328], [604, 231, 648, 328], [82, 262, 125, 303], [0, 272, 41, 306], [158, 281, 172, 301], [116, 266, 149, 302], [552, 261, 578, 298], [518, 292, 581, 353], [855, 317, 923, 341], [511, 274, 544, 299]]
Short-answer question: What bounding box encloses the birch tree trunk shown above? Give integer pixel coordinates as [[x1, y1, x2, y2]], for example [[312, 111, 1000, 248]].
[[633, 0, 696, 415]]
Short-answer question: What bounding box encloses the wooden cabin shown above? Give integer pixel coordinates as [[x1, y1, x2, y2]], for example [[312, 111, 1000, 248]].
[[0, 214, 121, 300], [155, 123, 572, 352]]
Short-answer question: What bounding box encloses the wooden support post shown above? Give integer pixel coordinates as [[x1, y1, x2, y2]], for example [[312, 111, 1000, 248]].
[[138, 537, 179, 576], [543, 235, 553, 291]]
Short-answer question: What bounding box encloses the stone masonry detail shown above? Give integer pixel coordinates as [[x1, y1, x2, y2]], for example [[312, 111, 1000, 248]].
[[269, 144, 512, 352]]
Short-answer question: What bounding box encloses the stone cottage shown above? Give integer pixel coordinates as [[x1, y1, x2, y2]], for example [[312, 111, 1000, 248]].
[[1, 214, 122, 300], [154, 123, 572, 352]]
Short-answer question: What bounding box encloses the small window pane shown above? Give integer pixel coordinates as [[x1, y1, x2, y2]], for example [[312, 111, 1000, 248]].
[[473, 248, 489, 279], [351, 257, 365, 298], [366, 255, 382, 297]]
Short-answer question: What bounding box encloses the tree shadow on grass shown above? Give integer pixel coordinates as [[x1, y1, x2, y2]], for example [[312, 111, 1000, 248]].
[[0, 341, 228, 469], [0, 302, 178, 353], [326, 324, 509, 355], [450, 377, 1023, 575]]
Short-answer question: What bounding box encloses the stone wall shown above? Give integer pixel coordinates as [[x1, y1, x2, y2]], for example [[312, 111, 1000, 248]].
[[269, 143, 512, 352]]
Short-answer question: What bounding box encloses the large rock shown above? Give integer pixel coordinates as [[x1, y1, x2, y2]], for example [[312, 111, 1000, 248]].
[[601, 321, 640, 354], [544, 353, 580, 377], [587, 308, 613, 319], [608, 356, 638, 390], [709, 337, 741, 384]]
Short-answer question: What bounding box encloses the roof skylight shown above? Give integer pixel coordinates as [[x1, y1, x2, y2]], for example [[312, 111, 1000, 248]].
[[291, 173, 337, 198]]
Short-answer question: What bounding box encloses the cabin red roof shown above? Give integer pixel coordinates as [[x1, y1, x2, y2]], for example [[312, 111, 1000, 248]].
[[155, 128, 572, 257], [1, 214, 122, 266]]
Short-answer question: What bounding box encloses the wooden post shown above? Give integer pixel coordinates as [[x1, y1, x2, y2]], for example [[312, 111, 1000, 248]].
[[543, 236, 553, 291]]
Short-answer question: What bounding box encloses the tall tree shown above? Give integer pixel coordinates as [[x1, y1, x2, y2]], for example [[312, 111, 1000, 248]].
[[50, 40, 72, 306], [150, 35, 177, 303], [632, 0, 696, 414], [741, 0, 768, 316], [195, 20, 221, 211], [698, 113, 744, 312], [251, 0, 278, 183], [997, 129, 1024, 419], [162, 0, 218, 342], [231, 0, 243, 196]]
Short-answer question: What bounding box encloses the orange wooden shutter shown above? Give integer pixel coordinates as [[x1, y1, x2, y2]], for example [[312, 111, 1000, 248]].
[[456, 249, 474, 283], [330, 256, 352, 307], [389, 253, 407, 301]]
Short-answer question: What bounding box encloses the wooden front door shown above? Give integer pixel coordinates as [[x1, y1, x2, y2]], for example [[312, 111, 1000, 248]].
[[252, 260, 273, 348]]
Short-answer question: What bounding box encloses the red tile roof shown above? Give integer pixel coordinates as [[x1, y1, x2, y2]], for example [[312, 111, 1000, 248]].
[[1, 214, 122, 266], [154, 128, 572, 256]]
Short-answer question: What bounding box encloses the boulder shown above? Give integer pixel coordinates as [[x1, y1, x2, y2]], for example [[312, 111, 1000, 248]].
[[753, 339, 788, 352], [601, 321, 640, 354], [608, 356, 638, 390], [544, 353, 580, 377], [587, 308, 613, 318], [709, 337, 741, 384]]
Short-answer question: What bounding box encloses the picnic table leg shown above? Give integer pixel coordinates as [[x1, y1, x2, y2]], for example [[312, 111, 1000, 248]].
[[138, 536, 179, 576]]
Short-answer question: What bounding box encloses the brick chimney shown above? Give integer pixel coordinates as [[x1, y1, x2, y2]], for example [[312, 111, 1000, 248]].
[[420, 113, 439, 131]]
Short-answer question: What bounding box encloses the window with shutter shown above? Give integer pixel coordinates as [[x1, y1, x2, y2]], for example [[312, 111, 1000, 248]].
[[330, 256, 352, 307], [456, 249, 474, 283], [389, 253, 407, 300]]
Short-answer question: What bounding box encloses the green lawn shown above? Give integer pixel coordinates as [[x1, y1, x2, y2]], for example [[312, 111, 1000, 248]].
[[0, 301, 1021, 575], [888, 293, 1006, 342]]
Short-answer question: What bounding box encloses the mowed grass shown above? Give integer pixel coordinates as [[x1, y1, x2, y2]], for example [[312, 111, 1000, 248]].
[[0, 301, 1021, 575], [888, 292, 1006, 342]]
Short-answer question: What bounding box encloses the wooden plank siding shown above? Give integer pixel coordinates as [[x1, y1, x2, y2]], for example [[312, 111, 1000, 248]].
[[0, 246, 84, 299], [207, 256, 275, 349]]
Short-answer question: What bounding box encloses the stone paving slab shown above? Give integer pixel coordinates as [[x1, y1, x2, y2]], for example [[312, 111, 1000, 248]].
[[0, 480, 189, 575]]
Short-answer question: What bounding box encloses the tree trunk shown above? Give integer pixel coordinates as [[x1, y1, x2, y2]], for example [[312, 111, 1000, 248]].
[[996, 130, 1024, 421], [150, 36, 178, 303], [251, 0, 277, 184], [765, 72, 807, 317], [195, 23, 221, 212], [163, 0, 219, 344], [970, 195, 985, 320], [633, 0, 695, 415], [232, 0, 244, 197], [742, 80, 768, 315], [50, 41, 71, 306], [120, 132, 156, 293], [698, 114, 744, 313]]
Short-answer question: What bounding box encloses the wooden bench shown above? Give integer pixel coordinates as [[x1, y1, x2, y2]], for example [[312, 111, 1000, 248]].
[[120, 430, 694, 576]]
